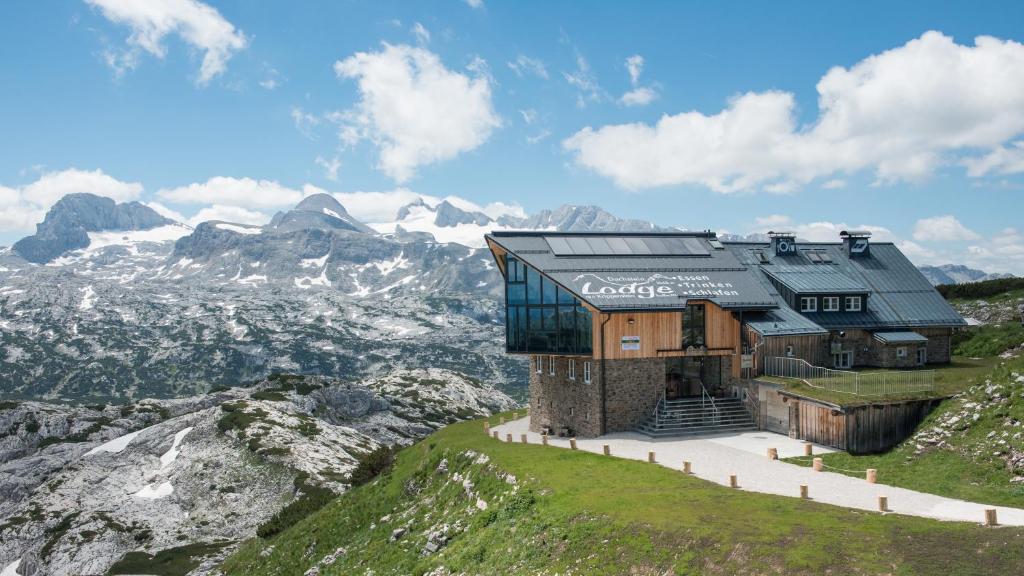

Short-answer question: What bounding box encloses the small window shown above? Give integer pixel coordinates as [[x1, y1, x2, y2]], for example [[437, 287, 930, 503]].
[[535, 355, 542, 374], [785, 345, 795, 357], [896, 347, 907, 358], [569, 359, 576, 381], [548, 356, 555, 376], [845, 296, 862, 311], [800, 297, 817, 312], [916, 348, 927, 365], [583, 361, 592, 384], [823, 297, 839, 312]]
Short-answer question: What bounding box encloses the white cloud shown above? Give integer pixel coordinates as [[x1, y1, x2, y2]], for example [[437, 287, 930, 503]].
[[519, 109, 538, 125], [564, 54, 604, 108], [464, 0, 484, 8], [188, 204, 270, 226], [626, 55, 644, 86], [86, 0, 247, 86], [821, 179, 847, 190], [291, 107, 320, 139], [566, 32, 1024, 191], [507, 55, 548, 79], [144, 201, 188, 223], [259, 66, 282, 90], [333, 44, 501, 182], [963, 141, 1024, 176], [332, 189, 436, 223], [747, 216, 896, 243], [315, 156, 342, 181], [912, 215, 981, 242], [156, 176, 320, 209], [620, 87, 658, 107], [526, 129, 552, 144], [411, 22, 430, 45], [0, 168, 143, 232]]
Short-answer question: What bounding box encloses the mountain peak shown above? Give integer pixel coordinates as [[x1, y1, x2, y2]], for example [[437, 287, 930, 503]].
[[13, 194, 174, 263], [267, 194, 374, 234]]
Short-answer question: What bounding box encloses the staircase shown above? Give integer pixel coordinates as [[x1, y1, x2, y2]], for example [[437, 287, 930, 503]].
[[636, 396, 757, 437]]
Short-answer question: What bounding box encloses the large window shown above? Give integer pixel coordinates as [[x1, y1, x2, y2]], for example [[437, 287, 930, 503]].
[[682, 303, 706, 348], [504, 255, 593, 355]]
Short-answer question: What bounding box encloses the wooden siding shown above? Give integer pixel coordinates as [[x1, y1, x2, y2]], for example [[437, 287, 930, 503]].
[[594, 301, 741, 367], [484, 238, 507, 277], [786, 396, 940, 454], [745, 327, 829, 374]]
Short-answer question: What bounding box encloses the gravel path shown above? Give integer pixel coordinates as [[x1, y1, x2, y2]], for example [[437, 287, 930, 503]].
[[491, 416, 1024, 526]]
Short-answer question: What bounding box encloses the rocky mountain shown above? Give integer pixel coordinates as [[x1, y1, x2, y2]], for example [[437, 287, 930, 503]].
[[0, 370, 516, 576], [12, 194, 175, 264], [919, 264, 1015, 286]]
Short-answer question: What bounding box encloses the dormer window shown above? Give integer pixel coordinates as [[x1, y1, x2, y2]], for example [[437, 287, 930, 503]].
[[845, 296, 862, 311], [800, 297, 817, 312], [823, 297, 840, 312]]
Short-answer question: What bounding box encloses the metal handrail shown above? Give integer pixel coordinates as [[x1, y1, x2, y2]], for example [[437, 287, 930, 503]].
[[701, 383, 720, 424], [763, 356, 935, 396]]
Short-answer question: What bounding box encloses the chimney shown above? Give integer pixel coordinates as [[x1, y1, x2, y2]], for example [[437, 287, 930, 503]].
[[768, 231, 797, 256], [840, 230, 871, 257]]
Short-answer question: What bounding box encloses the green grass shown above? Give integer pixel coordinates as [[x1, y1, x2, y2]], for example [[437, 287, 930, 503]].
[[106, 542, 229, 576], [761, 356, 1000, 406], [953, 323, 1024, 357], [221, 411, 1024, 576]]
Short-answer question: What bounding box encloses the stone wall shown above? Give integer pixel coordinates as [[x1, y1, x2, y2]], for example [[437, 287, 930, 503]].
[[528, 355, 601, 437], [602, 358, 666, 433], [829, 329, 953, 368], [914, 327, 953, 363]]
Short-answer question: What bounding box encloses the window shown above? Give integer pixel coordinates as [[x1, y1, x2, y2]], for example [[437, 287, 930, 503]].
[[823, 297, 839, 312], [682, 303, 706, 348], [845, 296, 862, 311], [896, 347, 907, 358], [583, 361, 592, 384], [548, 356, 555, 375], [569, 359, 576, 380], [800, 297, 817, 312], [504, 256, 593, 355], [535, 355, 542, 373], [916, 348, 927, 365], [785, 345, 795, 357]]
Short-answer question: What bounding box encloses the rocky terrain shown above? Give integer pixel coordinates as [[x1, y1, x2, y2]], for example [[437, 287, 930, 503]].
[[0, 369, 516, 576]]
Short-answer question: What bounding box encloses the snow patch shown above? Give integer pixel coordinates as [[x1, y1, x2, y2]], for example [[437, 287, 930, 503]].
[[1, 559, 21, 576], [85, 429, 144, 457], [160, 427, 193, 469], [79, 286, 96, 310], [134, 481, 174, 499], [300, 253, 330, 269]]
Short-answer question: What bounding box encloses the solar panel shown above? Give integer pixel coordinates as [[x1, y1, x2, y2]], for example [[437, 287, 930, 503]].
[[544, 236, 710, 256]]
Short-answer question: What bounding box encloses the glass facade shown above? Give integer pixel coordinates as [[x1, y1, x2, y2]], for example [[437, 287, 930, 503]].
[[682, 303, 706, 348], [505, 255, 593, 355]]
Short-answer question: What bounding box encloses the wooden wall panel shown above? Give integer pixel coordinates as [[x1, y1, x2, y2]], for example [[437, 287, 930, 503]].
[[594, 301, 741, 361]]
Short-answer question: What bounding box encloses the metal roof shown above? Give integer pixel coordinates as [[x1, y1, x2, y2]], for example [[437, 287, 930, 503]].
[[873, 331, 929, 344], [487, 232, 778, 311], [725, 242, 966, 330], [743, 305, 829, 336], [761, 265, 868, 294]]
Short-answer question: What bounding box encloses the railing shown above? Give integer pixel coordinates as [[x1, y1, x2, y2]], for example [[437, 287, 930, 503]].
[[700, 383, 720, 424], [764, 356, 935, 396]]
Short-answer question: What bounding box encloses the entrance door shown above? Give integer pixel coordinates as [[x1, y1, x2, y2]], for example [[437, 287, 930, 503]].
[[665, 357, 704, 398], [665, 358, 684, 399], [916, 348, 927, 366], [832, 351, 853, 369]]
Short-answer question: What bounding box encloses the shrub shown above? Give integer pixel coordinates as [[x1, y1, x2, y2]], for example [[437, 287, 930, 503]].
[[937, 277, 1024, 300], [256, 474, 335, 539], [349, 446, 396, 487]]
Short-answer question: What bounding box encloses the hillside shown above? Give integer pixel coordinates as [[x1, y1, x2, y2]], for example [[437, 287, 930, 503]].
[[221, 413, 1024, 576], [0, 370, 515, 576]]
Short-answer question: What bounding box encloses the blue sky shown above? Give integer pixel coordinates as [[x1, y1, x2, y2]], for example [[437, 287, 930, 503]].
[[1, 1, 1023, 272]]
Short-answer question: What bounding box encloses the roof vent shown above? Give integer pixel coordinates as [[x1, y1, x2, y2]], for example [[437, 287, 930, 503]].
[[840, 230, 871, 257], [768, 231, 797, 256]]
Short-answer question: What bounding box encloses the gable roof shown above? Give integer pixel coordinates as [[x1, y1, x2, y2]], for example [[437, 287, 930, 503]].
[[486, 231, 778, 311], [726, 241, 966, 331]]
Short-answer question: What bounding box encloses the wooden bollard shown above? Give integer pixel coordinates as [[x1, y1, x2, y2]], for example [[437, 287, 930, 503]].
[[512, 411, 517, 420], [492, 431, 499, 440], [603, 444, 610, 456], [985, 508, 998, 526], [729, 474, 738, 488], [683, 461, 692, 474], [878, 496, 888, 512], [648, 451, 656, 463], [866, 469, 877, 484], [812, 457, 823, 472], [799, 484, 808, 499], [520, 434, 528, 444], [542, 434, 548, 446], [569, 438, 577, 450], [767, 447, 778, 460], [803, 443, 813, 456], [499, 416, 505, 425], [505, 433, 513, 443], [484, 421, 490, 434]]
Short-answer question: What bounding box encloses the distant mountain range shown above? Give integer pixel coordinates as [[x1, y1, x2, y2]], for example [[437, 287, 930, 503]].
[[917, 264, 1015, 286], [0, 192, 1013, 402]]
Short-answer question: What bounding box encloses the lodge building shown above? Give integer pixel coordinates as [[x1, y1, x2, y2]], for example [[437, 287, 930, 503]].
[[485, 230, 965, 439]]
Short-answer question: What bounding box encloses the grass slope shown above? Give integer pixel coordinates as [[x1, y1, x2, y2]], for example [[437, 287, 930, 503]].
[[785, 355, 1024, 507], [222, 413, 1024, 576]]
